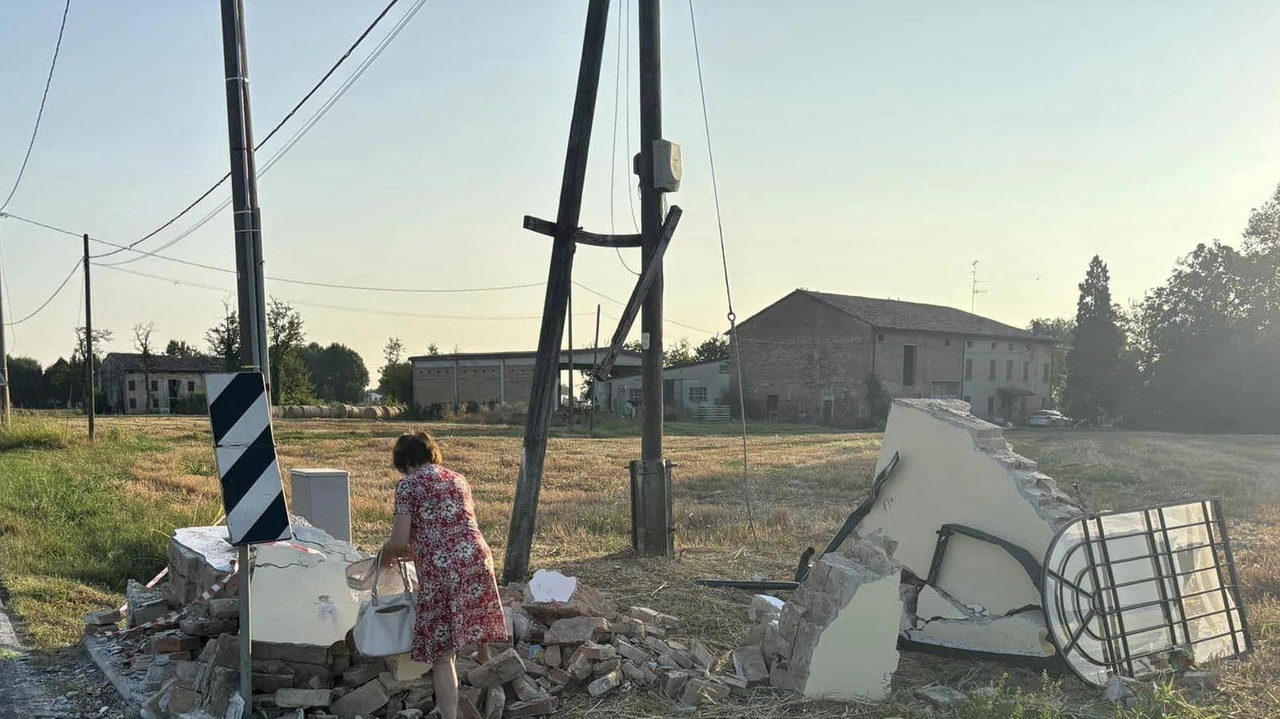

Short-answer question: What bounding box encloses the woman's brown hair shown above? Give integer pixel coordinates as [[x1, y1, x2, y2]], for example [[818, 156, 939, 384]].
[[392, 430, 443, 472]]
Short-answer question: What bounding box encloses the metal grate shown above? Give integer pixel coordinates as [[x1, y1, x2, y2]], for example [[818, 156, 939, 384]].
[[1042, 499, 1252, 686]]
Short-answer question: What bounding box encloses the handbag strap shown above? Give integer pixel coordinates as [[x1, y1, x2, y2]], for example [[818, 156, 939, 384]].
[[369, 548, 412, 606]]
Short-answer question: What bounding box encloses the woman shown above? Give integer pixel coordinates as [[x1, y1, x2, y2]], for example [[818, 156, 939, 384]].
[[381, 430, 507, 719]]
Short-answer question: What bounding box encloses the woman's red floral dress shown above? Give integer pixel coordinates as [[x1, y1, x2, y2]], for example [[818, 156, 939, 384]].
[[395, 464, 508, 664]]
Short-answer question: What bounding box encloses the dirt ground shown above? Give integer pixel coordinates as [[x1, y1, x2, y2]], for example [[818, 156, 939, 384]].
[[2, 415, 1278, 717]]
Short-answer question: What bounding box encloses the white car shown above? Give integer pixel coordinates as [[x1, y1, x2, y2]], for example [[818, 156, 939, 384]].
[[1028, 409, 1070, 427]]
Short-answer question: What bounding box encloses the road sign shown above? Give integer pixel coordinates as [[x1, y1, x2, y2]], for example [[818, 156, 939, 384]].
[[206, 372, 291, 546]]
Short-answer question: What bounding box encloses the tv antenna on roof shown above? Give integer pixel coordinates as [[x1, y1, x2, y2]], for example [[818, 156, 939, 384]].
[[970, 260, 987, 312]]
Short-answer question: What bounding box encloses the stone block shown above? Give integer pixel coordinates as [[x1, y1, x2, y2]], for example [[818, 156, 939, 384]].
[[162, 684, 199, 715], [276, 688, 332, 708], [587, 670, 622, 697], [690, 641, 714, 670], [510, 675, 548, 702], [626, 606, 661, 624], [748, 594, 785, 623], [466, 648, 526, 689], [609, 617, 647, 639], [84, 608, 123, 626], [342, 662, 384, 688], [615, 639, 649, 664], [732, 646, 768, 683], [504, 698, 560, 717], [329, 680, 389, 719], [151, 633, 201, 655], [202, 666, 239, 717], [482, 685, 506, 719], [127, 579, 169, 628], [662, 671, 689, 700], [145, 655, 177, 691], [565, 651, 593, 681], [174, 659, 201, 684], [592, 658, 621, 676], [547, 666, 574, 686], [404, 686, 434, 711], [544, 616, 608, 644], [458, 694, 482, 719], [681, 678, 729, 706], [541, 644, 562, 668], [577, 642, 616, 661], [209, 597, 240, 620], [916, 684, 968, 708], [180, 615, 235, 637]]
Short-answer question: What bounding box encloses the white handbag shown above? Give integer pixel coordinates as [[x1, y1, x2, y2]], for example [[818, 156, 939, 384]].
[[353, 550, 416, 657]]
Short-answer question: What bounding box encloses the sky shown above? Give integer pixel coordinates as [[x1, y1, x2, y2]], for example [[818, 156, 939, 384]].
[[2, 0, 1279, 377]]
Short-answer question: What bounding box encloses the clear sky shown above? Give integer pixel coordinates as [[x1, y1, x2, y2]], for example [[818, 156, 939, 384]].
[[2, 1, 1279, 375]]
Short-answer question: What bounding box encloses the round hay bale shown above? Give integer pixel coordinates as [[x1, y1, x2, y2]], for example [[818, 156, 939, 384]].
[[304, 405, 323, 418], [361, 406, 378, 420], [386, 406, 401, 419], [270, 406, 283, 419], [283, 405, 301, 419], [345, 404, 359, 419], [376, 406, 390, 420]]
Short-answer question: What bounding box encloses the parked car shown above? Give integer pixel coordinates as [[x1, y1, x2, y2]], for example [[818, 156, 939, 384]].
[[1029, 409, 1072, 427]]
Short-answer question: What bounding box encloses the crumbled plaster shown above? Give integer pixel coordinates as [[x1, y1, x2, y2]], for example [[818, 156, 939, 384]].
[[906, 611, 1055, 657], [915, 585, 973, 622]]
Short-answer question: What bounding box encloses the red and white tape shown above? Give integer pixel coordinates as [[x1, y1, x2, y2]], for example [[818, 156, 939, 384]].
[[92, 562, 238, 640]]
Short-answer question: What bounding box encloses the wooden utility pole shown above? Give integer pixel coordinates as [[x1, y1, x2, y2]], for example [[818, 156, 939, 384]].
[[503, 0, 612, 584], [567, 286, 574, 427], [220, 0, 270, 706], [83, 234, 95, 440], [632, 0, 673, 555], [590, 303, 600, 433], [0, 256, 9, 428]]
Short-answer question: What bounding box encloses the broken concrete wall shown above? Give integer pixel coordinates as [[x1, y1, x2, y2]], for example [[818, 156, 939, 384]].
[[859, 399, 1081, 645], [761, 535, 902, 702]]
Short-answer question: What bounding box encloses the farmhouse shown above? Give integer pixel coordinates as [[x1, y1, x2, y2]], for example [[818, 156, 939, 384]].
[[99, 352, 223, 414], [734, 290, 1054, 425], [593, 358, 731, 418], [410, 349, 642, 410]]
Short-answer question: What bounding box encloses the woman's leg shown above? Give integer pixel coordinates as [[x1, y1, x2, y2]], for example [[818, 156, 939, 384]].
[[433, 653, 459, 719]]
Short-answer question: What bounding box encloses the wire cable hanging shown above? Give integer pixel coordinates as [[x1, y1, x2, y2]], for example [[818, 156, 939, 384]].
[[609, 0, 639, 276], [688, 0, 759, 550], [3, 259, 80, 327], [0, 0, 71, 213], [90, 0, 412, 260]]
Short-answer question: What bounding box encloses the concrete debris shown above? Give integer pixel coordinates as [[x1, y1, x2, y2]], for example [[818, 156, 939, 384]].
[[913, 585, 972, 622], [915, 684, 969, 707], [528, 569, 578, 603], [1103, 676, 1138, 706]]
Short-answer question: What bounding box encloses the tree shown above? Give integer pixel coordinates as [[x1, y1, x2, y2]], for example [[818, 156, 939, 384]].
[[266, 298, 314, 404], [206, 301, 240, 371], [1064, 256, 1127, 424], [693, 334, 731, 363], [134, 323, 156, 412], [5, 356, 43, 407], [1027, 318, 1074, 408], [299, 342, 369, 403], [665, 337, 695, 366], [427, 343, 440, 356], [164, 339, 201, 358], [383, 337, 404, 367]]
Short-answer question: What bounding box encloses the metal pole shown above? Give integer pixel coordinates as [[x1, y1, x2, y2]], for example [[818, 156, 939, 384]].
[[504, 0, 612, 584], [83, 234, 94, 441], [220, 0, 270, 706], [590, 304, 600, 433], [634, 0, 671, 555]]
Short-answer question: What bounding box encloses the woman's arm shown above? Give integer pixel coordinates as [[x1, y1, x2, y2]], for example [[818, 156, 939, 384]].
[[380, 513, 412, 563]]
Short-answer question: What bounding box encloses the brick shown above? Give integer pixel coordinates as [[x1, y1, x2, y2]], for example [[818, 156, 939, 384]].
[[84, 608, 122, 626], [180, 615, 235, 637], [541, 644, 562, 668], [208, 598, 240, 620], [145, 656, 177, 691], [587, 670, 623, 697], [275, 688, 332, 708], [330, 680, 389, 719], [253, 641, 332, 666], [520, 602, 585, 625], [642, 636, 672, 655], [626, 606, 662, 624], [577, 642, 616, 661], [483, 685, 505, 719], [152, 633, 201, 655], [510, 676, 547, 702], [690, 641, 715, 670], [615, 640, 649, 664], [547, 666, 573, 686], [621, 661, 654, 686], [565, 651, 593, 681], [341, 663, 383, 688], [681, 678, 729, 706], [732, 645, 769, 683], [458, 694, 482, 719], [609, 617, 647, 639], [718, 673, 749, 690], [662, 671, 689, 700], [769, 662, 800, 692], [379, 670, 426, 694], [592, 658, 621, 677], [404, 687, 434, 711], [466, 648, 526, 689], [504, 698, 560, 717], [544, 616, 608, 645], [524, 661, 547, 678], [161, 684, 199, 714], [174, 659, 201, 684]]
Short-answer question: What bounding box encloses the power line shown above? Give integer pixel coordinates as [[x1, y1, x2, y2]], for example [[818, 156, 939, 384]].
[[3, 260, 79, 327], [90, 0, 413, 260], [0, 0, 71, 213], [608, 0, 638, 276], [571, 281, 716, 335], [103, 0, 429, 266]]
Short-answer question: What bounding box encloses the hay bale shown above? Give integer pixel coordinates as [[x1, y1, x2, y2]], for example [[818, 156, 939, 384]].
[[304, 406, 324, 418], [374, 406, 388, 420], [284, 406, 302, 419], [345, 404, 359, 419], [270, 406, 283, 419], [361, 406, 378, 420]]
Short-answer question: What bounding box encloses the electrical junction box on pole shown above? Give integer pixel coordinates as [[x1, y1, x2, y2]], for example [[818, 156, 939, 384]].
[[652, 140, 682, 192]]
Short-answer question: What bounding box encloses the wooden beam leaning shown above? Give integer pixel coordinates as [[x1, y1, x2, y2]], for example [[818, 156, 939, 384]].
[[523, 215, 643, 248], [592, 206, 682, 380], [503, 0, 612, 585]]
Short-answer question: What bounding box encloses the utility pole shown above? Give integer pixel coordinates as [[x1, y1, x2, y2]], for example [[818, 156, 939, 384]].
[[503, 0, 611, 584], [970, 260, 987, 313], [221, 0, 270, 707], [567, 286, 574, 428], [590, 303, 600, 433], [632, 0, 673, 555], [83, 234, 95, 440], [0, 255, 9, 428]]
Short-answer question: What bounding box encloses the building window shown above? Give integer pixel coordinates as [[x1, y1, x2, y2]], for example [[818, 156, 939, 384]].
[[1043, 363, 1051, 383], [188, 381, 196, 392], [944, 338, 951, 347], [967, 340, 973, 348], [128, 379, 136, 391], [988, 360, 996, 381], [990, 342, 997, 349], [689, 386, 708, 404], [902, 345, 917, 386], [1020, 396, 1028, 415], [1006, 359, 1014, 381], [964, 359, 973, 381], [151, 396, 159, 409], [150, 380, 158, 391], [129, 398, 137, 409], [628, 388, 642, 404], [1022, 362, 1029, 382], [876, 333, 885, 342], [1008, 343, 1014, 351], [986, 396, 995, 417]]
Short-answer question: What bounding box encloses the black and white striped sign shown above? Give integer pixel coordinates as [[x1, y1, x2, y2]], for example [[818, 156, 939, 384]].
[[206, 372, 292, 546]]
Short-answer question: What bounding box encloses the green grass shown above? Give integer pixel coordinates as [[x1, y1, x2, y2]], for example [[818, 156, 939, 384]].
[[0, 417, 72, 452], [0, 418, 221, 647]]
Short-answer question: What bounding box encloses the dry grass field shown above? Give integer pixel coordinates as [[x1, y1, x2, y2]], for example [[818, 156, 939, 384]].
[[1, 414, 1278, 717]]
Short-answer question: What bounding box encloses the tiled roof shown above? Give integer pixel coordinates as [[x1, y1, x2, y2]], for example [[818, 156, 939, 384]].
[[102, 352, 224, 373], [792, 290, 1044, 340]]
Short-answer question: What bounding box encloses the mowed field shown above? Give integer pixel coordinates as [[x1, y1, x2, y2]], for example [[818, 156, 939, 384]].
[[2, 415, 1279, 718]]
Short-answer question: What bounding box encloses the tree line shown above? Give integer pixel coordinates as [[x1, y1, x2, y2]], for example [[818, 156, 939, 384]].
[[1029, 182, 1280, 432]]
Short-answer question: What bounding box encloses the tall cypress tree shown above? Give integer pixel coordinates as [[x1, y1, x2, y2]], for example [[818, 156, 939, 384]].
[[1064, 256, 1125, 424]]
